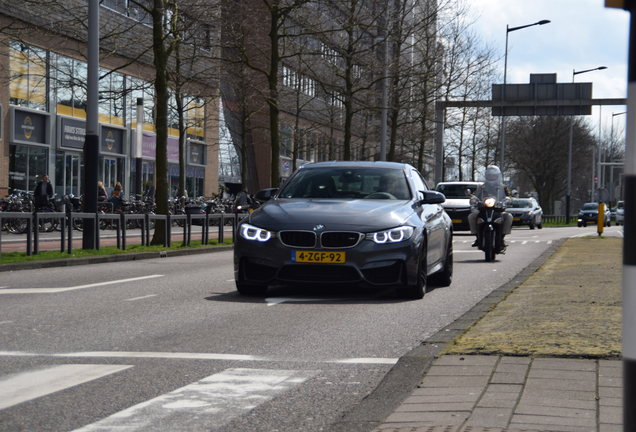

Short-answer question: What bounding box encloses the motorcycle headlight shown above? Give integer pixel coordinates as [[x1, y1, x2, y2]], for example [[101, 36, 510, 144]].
[[367, 226, 414, 244], [484, 197, 496, 208], [239, 223, 273, 242]]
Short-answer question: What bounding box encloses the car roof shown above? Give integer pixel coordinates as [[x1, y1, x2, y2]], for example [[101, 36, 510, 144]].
[[436, 181, 480, 185], [299, 161, 412, 170]]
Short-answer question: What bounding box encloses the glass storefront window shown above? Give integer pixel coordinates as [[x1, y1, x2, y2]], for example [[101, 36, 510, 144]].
[[10, 41, 47, 110], [9, 145, 47, 193]]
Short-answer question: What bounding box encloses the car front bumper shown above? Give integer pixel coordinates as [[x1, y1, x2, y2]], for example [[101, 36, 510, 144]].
[[234, 230, 423, 288]]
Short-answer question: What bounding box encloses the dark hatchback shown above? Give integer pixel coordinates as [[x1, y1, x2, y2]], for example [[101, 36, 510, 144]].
[[578, 202, 611, 227], [234, 161, 454, 299], [505, 198, 543, 229]]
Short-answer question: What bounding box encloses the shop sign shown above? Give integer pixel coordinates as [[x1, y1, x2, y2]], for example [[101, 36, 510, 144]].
[[59, 116, 86, 149], [188, 141, 206, 166], [11, 107, 49, 145], [101, 125, 124, 154]]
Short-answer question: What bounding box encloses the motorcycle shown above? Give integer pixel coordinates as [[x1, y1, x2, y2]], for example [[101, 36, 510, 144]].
[[470, 194, 511, 262]]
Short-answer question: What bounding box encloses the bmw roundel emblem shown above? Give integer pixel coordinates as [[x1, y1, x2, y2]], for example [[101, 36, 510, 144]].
[[314, 224, 324, 231]]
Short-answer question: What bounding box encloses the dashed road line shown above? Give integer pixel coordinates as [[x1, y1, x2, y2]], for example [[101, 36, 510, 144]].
[[0, 364, 132, 410], [0, 275, 163, 294]]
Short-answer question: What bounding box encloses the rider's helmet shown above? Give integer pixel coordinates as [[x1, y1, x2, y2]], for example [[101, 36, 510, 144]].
[[484, 166, 502, 188]]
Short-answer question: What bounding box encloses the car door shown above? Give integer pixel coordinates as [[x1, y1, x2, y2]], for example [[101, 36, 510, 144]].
[[411, 169, 445, 268]]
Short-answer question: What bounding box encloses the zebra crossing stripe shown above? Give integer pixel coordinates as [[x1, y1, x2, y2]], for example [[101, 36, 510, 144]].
[[71, 368, 314, 432], [0, 364, 132, 410]]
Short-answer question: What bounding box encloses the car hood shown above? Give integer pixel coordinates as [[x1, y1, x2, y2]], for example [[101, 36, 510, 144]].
[[506, 208, 532, 214], [245, 198, 414, 232]]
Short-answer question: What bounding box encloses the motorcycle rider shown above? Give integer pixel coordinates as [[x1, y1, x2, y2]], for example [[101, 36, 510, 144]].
[[468, 165, 513, 247]]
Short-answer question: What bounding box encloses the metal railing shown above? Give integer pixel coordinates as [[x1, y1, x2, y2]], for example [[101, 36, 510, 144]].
[[0, 211, 249, 259]]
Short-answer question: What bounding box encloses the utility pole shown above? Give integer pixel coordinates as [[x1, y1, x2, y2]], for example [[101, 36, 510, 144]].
[[605, 1, 636, 431], [82, 0, 99, 249]]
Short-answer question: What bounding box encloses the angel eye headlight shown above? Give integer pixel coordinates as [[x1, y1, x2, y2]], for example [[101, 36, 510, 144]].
[[484, 197, 496, 207], [367, 226, 414, 244], [240, 223, 272, 242]]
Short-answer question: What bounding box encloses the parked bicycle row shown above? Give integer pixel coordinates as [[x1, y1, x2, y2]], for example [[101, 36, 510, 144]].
[[0, 188, 250, 235]]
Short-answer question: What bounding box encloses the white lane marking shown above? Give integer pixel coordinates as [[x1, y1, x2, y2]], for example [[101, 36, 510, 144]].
[[266, 297, 348, 306], [522, 241, 528, 244], [0, 275, 164, 294], [548, 240, 553, 244], [71, 368, 314, 432], [124, 294, 157, 302], [0, 364, 132, 410], [0, 350, 398, 365]]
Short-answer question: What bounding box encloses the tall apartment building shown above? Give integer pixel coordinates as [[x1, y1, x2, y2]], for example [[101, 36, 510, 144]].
[[220, 0, 438, 192]]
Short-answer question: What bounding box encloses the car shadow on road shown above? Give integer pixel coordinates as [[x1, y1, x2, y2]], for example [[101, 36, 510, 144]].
[[205, 283, 450, 305]]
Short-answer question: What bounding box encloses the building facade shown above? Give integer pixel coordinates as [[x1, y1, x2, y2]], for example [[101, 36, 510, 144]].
[[0, 1, 219, 201]]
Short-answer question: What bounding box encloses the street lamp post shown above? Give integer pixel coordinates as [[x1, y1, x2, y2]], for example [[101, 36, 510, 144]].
[[501, 20, 550, 176], [566, 66, 607, 224]]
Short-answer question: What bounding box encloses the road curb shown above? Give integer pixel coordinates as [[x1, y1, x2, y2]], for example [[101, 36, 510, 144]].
[[0, 245, 234, 272], [332, 239, 565, 432]]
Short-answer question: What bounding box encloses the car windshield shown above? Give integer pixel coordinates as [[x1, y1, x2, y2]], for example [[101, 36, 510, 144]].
[[511, 199, 533, 209], [436, 184, 479, 198], [581, 203, 598, 211], [278, 167, 412, 200]]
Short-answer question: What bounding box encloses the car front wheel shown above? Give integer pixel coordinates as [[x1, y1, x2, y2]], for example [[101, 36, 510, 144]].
[[397, 244, 426, 300]]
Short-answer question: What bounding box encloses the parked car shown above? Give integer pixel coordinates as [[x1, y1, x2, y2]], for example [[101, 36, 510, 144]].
[[578, 202, 611, 227], [505, 197, 543, 229], [435, 181, 481, 231], [234, 161, 454, 300], [616, 200, 625, 226]]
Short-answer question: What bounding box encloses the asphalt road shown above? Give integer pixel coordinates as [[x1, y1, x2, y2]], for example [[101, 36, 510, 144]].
[[0, 225, 624, 432]]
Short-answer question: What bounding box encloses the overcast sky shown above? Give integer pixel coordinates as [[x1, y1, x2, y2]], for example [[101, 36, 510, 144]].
[[466, 0, 630, 136]]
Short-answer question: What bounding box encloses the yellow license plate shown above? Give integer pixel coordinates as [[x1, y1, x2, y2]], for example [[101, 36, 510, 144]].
[[451, 219, 462, 224], [292, 251, 346, 263], [513, 217, 521, 221]]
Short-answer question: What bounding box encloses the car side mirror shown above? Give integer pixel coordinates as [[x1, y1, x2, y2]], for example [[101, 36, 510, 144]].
[[418, 190, 445, 205], [254, 188, 278, 203]]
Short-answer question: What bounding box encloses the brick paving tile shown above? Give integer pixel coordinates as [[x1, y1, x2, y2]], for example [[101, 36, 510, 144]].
[[521, 388, 598, 400], [405, 394, 482, 404], [599, 396, 622, 407], [599, 406, 622, 424], [510, 414, 595, 427], [599, 375, 622, 387], [509, 422, 594, 432], [514, 404, 595, 419], [395, 402, 476, 412], [483, 384, 523, 393], [434, 356, 499, 366], [518, 396, 596, 410], [426, 366, 495, 376], [476, 393, 520, 408], [531, 359, 596, 371], [527, 369, 596, 381], [524, 377, 595, 392], [412, 387, 485, 396], [383, 411, 470, 425], [490, 372, 526, 385], [493, 364, 530, 374], [499, 356, 532, 365], [463, 407, 513, 428], [420, 376, 491, 388], [599, 386, 622, 398], [599, 423, 623, 432]]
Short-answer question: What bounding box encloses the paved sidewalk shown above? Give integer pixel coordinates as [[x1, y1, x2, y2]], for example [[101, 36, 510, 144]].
[[373, 237, 623, 432]]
